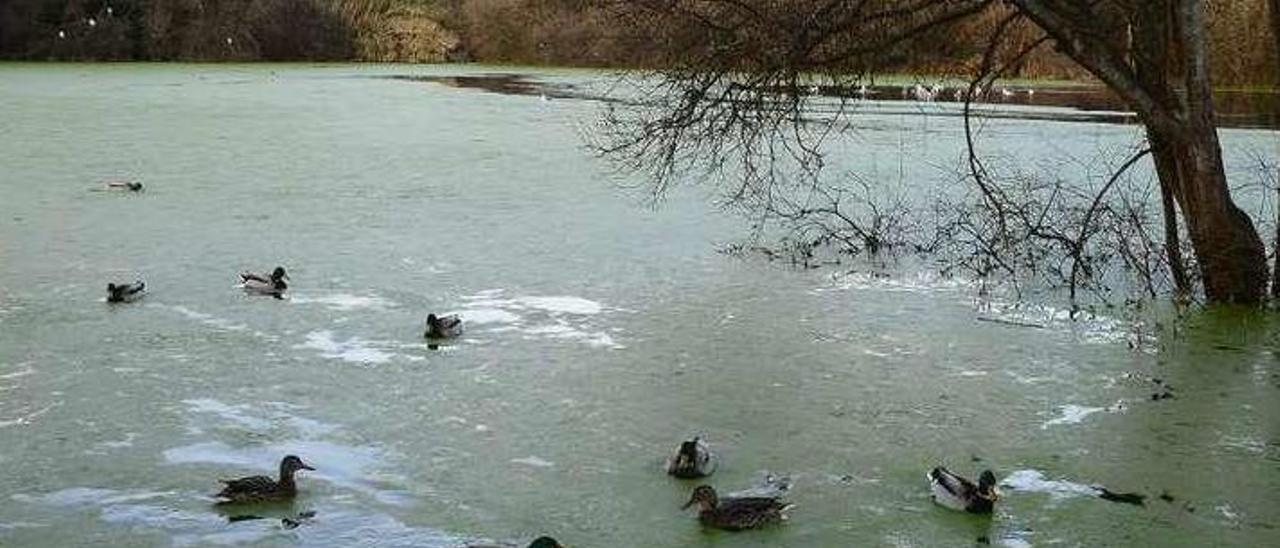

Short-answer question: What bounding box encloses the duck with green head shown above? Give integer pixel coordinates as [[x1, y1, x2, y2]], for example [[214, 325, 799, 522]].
[[240, 266, 288, 298], [682, 484, 791, 531], [928, 467, 998, 514], [214, 455, 315, 505]]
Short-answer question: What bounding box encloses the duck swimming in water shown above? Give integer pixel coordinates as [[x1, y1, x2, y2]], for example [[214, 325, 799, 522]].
[[682, 484, 792, 531], [106, 181, 143, 192], [214, 455, 315, 505], [424, 313, 463, 339], [240, 266, 288, 298], [928, 467, 998, 514], [666, 436, 716, 479], [106, 281, 146, 303]]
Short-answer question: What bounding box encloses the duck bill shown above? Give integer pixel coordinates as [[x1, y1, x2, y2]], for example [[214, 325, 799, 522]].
[[680, 498, 695, 510], [301, 463, 316, 471]]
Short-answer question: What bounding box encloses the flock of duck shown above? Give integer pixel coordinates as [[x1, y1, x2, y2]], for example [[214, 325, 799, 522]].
[[201, 439, 994, 546], [101, 180, 996, 545], [102, 259, 999, 544]]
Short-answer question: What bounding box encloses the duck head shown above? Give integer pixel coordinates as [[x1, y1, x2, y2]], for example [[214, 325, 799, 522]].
[[280, 455, 315, 478], [674, 437, 700, 467], [977, 470, 998, 501], [682, 485, 719, 511], [426, 313, 439, 327], [528, 537, 564, 548], [271, 267, 288, 282]]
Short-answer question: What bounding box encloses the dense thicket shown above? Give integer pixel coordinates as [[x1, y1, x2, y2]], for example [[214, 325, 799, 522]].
[[0, 0, 458, 61], [0, 0, 1276, 85]]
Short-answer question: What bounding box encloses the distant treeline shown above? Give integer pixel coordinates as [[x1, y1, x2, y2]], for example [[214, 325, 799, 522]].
[[2, 0, 1277, 85], [0, 0, 461, 61]]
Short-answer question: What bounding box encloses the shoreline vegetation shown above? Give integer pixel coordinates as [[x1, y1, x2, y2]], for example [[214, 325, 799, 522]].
[[2, 0, 1278, 87]]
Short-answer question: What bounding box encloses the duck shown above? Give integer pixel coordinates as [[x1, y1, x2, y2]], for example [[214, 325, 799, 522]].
[[928, 467, 998, 514], [240, 266, 288, 298], [106, 181, 143, 192], [106, 280, 146, 303], [682, 484, 791, 531], [214, 455, 314, 505], [666, 436, 716, 479], [424, 313, 463, 339]]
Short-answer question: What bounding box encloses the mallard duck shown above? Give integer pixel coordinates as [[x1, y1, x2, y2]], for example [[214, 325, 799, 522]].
[[214, 455, 314, 504], [106, 181, 144, 192], [425, 313, 463, 339], [240, 266, 288, 298], [682, 485, 791, 531], [106, 280, 146, 303], [666, 436, 716, 479], [928, 467, 997, 514]]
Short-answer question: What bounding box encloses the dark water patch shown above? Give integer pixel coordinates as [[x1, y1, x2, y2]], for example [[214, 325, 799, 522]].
[[383, 73, 582, 101]]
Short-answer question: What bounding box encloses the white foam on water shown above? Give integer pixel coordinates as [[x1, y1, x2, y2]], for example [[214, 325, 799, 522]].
[[184, 399, 272, 431], [0, 365, 35, 380], [0, 403, 57, 428], [160, 305, 250, 333], [1041, 402, 1123, 429], [296, 330, 394, 364], [1000, 469, 1096, 499], [292, 293, 397, 312], [516, 296, 603, 315], [457, 308, 522, 325], [12, 488, 171, 508], [511, 456, 555, 468], [455, 290, 623, 349], [92, 432, 139, 451]]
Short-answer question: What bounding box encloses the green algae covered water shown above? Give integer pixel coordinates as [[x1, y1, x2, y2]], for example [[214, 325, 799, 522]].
[[0, 64, 1277, 547]]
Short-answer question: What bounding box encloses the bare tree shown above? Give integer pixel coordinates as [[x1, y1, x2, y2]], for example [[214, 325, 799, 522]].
[[595, 0, 1271, 305]]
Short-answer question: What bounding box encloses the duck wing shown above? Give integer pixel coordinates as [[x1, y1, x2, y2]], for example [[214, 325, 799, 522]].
[[239, 272, 269, 284], [928, 467, 976, 499], [710, 497, 790, 530], [439, 315, 463, 330], [217, 475, 277, 497]]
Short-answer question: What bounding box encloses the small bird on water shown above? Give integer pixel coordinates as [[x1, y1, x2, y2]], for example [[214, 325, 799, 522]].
[[927, 467, 998, 514], [424, 313, 463, 339], [214, 455, 315, 505], [239, 266, 288, 298], [682, 484, 792, 531], [106, 280, 146, 303], [666, 436, 716, 479]]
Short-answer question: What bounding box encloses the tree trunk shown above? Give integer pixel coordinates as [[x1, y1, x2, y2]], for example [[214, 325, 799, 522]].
[[1148, 134, 1191, 298], [1147, 122, 1269, 303], [1269, 0, 1280, 299]]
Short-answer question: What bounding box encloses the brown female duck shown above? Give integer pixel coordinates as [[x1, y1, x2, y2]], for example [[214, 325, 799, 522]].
[[682, 484, 791, 531], [214, 455, 314, 504]]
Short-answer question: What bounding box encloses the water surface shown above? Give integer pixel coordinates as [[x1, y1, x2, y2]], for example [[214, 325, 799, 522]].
[[0, 64, 1277, 547]]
